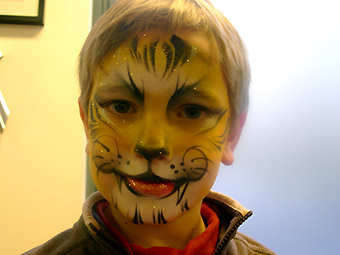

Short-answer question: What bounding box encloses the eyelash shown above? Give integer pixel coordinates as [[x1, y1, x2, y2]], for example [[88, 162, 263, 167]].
[[177, 104, 212, 120], [97, 99, 216, 121], [98, 100, 136, 114]]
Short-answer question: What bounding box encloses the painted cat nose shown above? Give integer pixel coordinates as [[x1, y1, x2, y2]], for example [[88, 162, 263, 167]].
[[134, 143, 169, 162]]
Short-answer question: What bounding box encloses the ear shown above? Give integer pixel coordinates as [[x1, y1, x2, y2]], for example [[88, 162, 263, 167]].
[[221, 110, 247, 166], [78, 97, 90, 154]]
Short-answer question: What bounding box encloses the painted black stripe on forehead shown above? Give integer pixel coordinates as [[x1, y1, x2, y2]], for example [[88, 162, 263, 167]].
[[163, 35, 192, 78], [149, 39, 159, 73], [143, 45, 149, 72], [169, 35, 192, 74], [130, 37, 142, 63], [129, 35, 192, 79], [162, 42, 173, 78]]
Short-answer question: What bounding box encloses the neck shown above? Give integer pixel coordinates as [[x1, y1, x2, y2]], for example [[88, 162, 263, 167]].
[[104, 202, 206, 249]]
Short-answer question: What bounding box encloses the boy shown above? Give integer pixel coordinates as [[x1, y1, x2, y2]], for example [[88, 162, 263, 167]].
[[25, 0, 276, 254]]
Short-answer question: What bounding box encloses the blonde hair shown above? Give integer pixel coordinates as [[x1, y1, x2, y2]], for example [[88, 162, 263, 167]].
[[78, 0, 250, 124]]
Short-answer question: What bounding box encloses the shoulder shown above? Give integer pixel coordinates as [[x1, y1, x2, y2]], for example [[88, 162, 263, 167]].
[[226, 232, 277, 255], [205, 191, 276, 255], [22, 217, 99, 255]]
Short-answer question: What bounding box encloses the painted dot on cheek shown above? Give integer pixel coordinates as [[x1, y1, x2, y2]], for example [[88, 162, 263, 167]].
[[170, 164, 175, 169], [180, 163, 184, 166], [117, 155, 122, 159], [126, 161, 130, 165], [174, 170, 178, 174]]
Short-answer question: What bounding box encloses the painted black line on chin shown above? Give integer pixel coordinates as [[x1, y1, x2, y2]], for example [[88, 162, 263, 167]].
[[152, 210, 168, 224], [161, 179, 189, 205], [181, 200, 190, 212], [158, 210, 167, 224], [132, 205, 144, 224], [177, 182, 189, 206]]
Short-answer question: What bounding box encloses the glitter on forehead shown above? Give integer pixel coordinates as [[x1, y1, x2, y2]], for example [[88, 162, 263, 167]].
[[125, 34, 199, 80]]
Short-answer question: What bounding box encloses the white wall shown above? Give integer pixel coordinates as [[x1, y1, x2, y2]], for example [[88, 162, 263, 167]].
[[1, 1, 339, 254], [0, 1, 91, 254], [211, 0, 340, 254]]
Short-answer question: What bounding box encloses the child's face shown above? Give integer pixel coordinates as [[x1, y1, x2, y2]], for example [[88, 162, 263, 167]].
[[86, 31, 231, 224]]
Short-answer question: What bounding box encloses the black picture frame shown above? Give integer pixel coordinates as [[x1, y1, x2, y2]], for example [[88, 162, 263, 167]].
[[0, 0, 45, 26]]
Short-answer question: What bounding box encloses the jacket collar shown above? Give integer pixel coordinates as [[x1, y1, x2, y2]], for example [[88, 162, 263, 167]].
[[82, 191, 253, 253], [205, 191, 253, 254]]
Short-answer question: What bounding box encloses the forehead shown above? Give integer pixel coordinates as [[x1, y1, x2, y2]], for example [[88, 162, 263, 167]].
[[127, 30, 218, 58], [99, 30, 220, 73], [94, 31, 226, 99]]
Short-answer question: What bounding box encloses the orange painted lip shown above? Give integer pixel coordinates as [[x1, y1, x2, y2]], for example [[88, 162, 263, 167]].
[[127, 177, 175, 198]]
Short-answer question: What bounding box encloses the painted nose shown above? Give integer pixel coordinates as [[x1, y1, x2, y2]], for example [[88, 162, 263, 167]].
[[134, 143, 169, 162]]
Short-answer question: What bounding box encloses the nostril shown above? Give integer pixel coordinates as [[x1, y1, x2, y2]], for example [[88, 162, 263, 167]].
[[134, 144, 169, 162]]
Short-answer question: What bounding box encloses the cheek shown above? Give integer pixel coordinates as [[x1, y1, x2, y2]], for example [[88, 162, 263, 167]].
[[88, 135, 121, 204], [91, 168, 115, 192], [87, 126, 119, 191]]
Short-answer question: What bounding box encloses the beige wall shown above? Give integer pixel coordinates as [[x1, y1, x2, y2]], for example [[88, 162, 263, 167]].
[[0, 1, 91, 254]]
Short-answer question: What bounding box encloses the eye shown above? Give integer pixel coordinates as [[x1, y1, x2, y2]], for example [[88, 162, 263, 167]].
[[113, 101, 131, 113], [178, 105, 210, 120], [185, 106, 202, 119], [98, 100, 136, 114]]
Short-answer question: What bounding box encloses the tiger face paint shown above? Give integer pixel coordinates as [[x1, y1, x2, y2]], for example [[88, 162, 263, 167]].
[[86, 31, 231, 225]]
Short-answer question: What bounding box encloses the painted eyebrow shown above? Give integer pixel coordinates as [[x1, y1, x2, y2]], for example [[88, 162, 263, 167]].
[[167, 76, 220, 107], [126, 65, 144, 102], [95, 66, 144, 104], [170, 76, 199, 100]]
